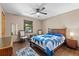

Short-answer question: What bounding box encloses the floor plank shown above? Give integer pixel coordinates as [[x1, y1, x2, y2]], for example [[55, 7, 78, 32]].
[[13, 41, 79, 56]]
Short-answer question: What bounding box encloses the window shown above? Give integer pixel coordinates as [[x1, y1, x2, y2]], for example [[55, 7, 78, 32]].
[[24, 20, 33, 33]]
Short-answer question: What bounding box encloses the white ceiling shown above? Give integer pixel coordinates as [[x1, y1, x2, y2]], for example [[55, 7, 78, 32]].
[[1, 3, 79, 20]]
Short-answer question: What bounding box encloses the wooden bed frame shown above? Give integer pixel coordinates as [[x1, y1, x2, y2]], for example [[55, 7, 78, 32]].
[[30, 28, 66, 55]]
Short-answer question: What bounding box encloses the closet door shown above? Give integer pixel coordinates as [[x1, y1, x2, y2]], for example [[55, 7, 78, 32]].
[[2, 12, 5, 38]]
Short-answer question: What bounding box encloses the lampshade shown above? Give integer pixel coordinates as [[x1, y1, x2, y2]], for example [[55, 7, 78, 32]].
[[70, 32, 74, 36], [38, 29, 42, 35]]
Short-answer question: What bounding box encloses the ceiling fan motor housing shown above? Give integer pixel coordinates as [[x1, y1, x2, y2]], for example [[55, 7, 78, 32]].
[[36, 8, 40, 12]]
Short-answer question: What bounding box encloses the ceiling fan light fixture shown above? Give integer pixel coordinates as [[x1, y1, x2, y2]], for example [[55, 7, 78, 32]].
[[36, 13, 40, 15]]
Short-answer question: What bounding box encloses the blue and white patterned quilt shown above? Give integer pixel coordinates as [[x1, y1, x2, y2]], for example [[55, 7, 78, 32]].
[[31, 33, 65, 56]]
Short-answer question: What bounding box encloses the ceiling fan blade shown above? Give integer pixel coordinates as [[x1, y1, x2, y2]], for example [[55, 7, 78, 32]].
[[40, 12, 47, 15], [38, 3, 46, 11], [40, 7, 45, 11]]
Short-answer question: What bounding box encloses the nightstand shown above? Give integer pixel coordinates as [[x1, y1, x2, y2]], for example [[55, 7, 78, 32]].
[[66, 38, 77, 49]]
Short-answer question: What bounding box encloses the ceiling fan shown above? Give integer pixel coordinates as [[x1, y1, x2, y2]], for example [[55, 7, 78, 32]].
[[31, 4, 47, 15]]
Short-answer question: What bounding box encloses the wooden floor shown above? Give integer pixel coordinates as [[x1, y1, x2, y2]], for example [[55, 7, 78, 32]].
[[13, 40, 79, 56]]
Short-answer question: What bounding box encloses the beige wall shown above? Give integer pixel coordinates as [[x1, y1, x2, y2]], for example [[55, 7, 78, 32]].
[[42, 9, 79, 47], [5, 13, 42, 41]]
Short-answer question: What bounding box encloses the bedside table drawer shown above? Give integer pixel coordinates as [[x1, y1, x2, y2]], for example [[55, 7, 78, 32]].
[[66, 39, 77, 49]]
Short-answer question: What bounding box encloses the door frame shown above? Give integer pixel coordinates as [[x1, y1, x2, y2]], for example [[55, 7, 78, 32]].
[[2, 12, 5, 38]]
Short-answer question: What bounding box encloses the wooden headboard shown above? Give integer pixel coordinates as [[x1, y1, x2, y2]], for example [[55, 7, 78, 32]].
[[48, 28, 66, 37]]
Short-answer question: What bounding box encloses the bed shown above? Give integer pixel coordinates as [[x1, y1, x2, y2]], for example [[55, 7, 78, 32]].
[[30, 28, 66, 56]]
